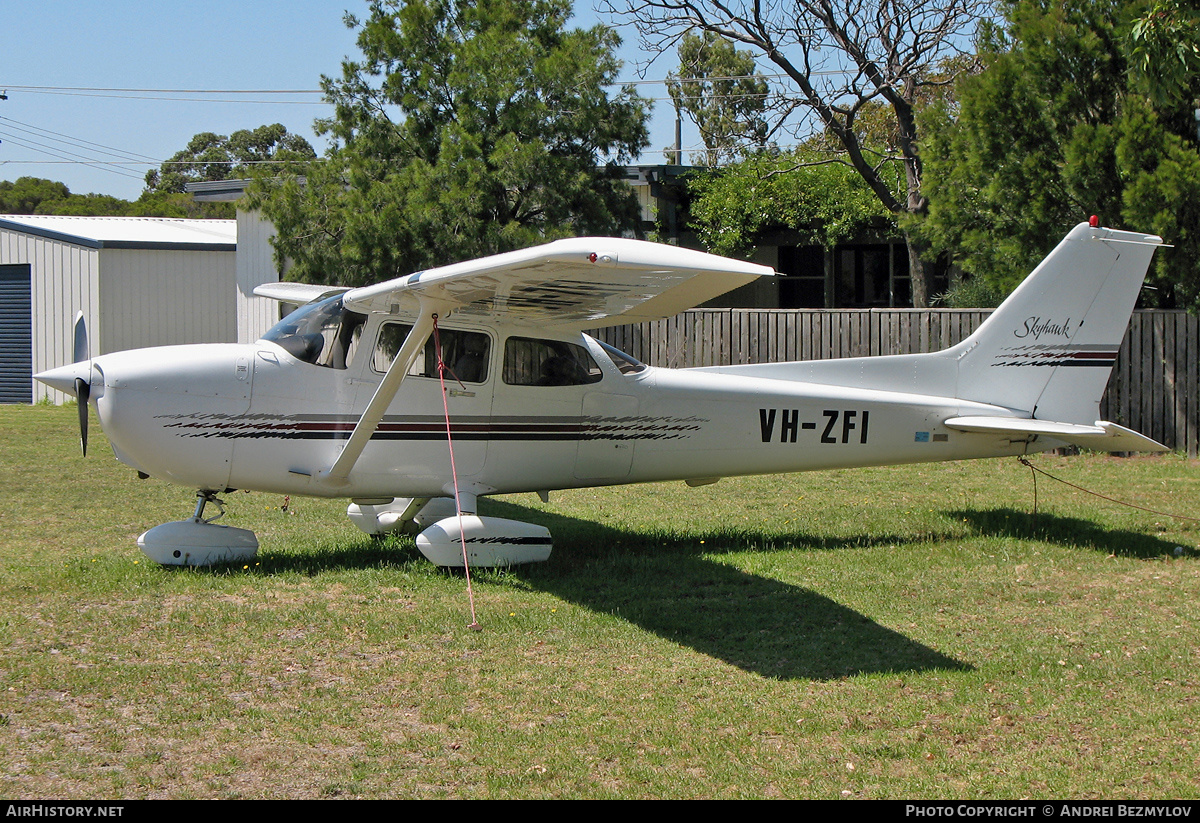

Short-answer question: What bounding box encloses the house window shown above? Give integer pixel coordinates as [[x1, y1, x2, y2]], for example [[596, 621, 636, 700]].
[[776, 245, 827, 308], [835, 244, 911, 308]]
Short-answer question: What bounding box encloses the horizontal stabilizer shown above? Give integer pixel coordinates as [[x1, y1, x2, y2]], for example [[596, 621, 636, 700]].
[[944, 417, 1168, 453]]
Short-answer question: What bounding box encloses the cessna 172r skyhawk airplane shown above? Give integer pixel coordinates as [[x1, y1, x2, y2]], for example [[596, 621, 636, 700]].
[[36, 220, 1167, 568]]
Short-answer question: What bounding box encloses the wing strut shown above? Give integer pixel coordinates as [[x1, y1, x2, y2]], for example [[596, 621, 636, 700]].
[[321, 298, 455, 484]]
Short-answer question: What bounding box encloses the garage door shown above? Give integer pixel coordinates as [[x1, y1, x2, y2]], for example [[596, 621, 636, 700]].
[[0, 264, 32, 403]]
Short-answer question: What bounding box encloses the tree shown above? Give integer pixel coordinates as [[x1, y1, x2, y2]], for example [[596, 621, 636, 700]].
[[0, 177, 70, 213], [0, 176, 140, 216], [666, 32, 769, 166], [36, 192, 136, 216], [606, 0, 992, 306], [1128, 0, 1200, 108], [248, 0, 651, 287], [686, 149, 897, 258], [143, 124, 315, 194], [137, 124, 315, 219], [919, 0, 1200, 308]]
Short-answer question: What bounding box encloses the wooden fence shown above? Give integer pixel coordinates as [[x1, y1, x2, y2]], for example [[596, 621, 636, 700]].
[[592, 309, 1200, 456]]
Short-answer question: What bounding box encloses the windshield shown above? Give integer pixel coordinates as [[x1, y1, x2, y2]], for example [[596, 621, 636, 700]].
[[594, 339, 647, 375], [262, 295, 366, 369]]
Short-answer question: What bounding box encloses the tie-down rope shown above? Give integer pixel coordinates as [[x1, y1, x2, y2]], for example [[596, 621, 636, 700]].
[[432, 314, 481, 630], [1017, 455, 1200, 524]]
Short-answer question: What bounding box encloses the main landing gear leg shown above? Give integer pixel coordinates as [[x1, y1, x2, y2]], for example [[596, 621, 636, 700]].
[[136, 489, 259, 567]]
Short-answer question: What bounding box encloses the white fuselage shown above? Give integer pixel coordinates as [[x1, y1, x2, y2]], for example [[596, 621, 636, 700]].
[[82, 314, 1036, 502]]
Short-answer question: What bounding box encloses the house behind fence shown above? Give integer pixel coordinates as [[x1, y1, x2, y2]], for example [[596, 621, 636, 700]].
[[593, 309, 1200, 457]]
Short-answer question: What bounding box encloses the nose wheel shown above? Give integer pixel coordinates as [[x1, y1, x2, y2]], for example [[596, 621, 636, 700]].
[[137, 489, 258, 566]]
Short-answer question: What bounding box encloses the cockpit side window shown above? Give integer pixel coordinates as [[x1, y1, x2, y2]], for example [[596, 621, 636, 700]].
[[261, 295, 366, 370], [503, 337, 603, 386], [372, 322, 491, 383]]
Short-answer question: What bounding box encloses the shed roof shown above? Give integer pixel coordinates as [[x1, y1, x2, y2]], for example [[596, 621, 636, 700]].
[[0, 215, 236, 251]]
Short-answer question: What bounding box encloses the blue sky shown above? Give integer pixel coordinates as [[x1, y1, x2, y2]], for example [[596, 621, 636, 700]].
[[0, 1, 690, 202]]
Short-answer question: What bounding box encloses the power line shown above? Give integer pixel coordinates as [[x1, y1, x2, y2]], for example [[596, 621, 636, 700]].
[[0, 78, 833, 183], [7, 89, 328, 105], [0, 159, 317, 167], [0, 115, 164, 183], [0, 133, 145, 181], [0, 114, 323, 183], [0, 116, 159, 162], [1, 84, 325, 94], [0, 73, 840, 97], [0, 75, 852, 113]]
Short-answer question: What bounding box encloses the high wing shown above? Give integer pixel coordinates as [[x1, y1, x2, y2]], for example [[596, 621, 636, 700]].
[[252, 282, 349, 303], [338, 237, 775, 329]]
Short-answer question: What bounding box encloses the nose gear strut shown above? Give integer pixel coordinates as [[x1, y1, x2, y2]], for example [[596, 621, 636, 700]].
[[193, 490, 226, 524]]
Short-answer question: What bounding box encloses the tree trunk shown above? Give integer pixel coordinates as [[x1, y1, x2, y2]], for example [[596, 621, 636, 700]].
[[904, 229, 931, 308]]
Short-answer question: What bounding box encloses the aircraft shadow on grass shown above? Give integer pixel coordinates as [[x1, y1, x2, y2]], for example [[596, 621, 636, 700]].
[[222, 500, 1184, 680], [240, 497, 971, 680], [948, 508, 1188, 560], [480, 498, 971, 681]]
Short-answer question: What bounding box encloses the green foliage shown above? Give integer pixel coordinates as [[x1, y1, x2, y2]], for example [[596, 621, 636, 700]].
[[0, 177, 70, 213], [131, 191, 235, 219], [611, 0, 994, 306], [0, 176, 143, 216], [1117, 99, 1200, 308], [143, 124, 315, 194], [30, 192, 135, 216], [1128, 0, 1200, 107], [0, 176, 237, 220], [933, 275, 1005, 308], [686, 151, 898, 258], [919, 0, 1200, 306], [249, 0, 651, 286], [666, 32, 768, 166]]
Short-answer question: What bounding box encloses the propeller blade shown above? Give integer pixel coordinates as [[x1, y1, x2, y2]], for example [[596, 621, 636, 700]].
[[74, 376, 90, 456], [73, 311, 88, 363]]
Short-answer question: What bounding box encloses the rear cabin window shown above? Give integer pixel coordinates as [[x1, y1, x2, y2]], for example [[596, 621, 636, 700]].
[[372, 323, 491, 383], [503, 337, 603, 386]]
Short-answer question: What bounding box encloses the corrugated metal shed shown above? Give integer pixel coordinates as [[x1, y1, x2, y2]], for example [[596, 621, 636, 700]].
[[0, 215, 237, 403]]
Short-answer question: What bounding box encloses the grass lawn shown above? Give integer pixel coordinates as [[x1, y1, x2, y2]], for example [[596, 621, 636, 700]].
[[1, 404, 1198, 799]]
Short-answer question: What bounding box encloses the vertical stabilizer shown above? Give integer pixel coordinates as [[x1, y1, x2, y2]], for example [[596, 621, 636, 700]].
[[953, 222, 1163, 424]]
